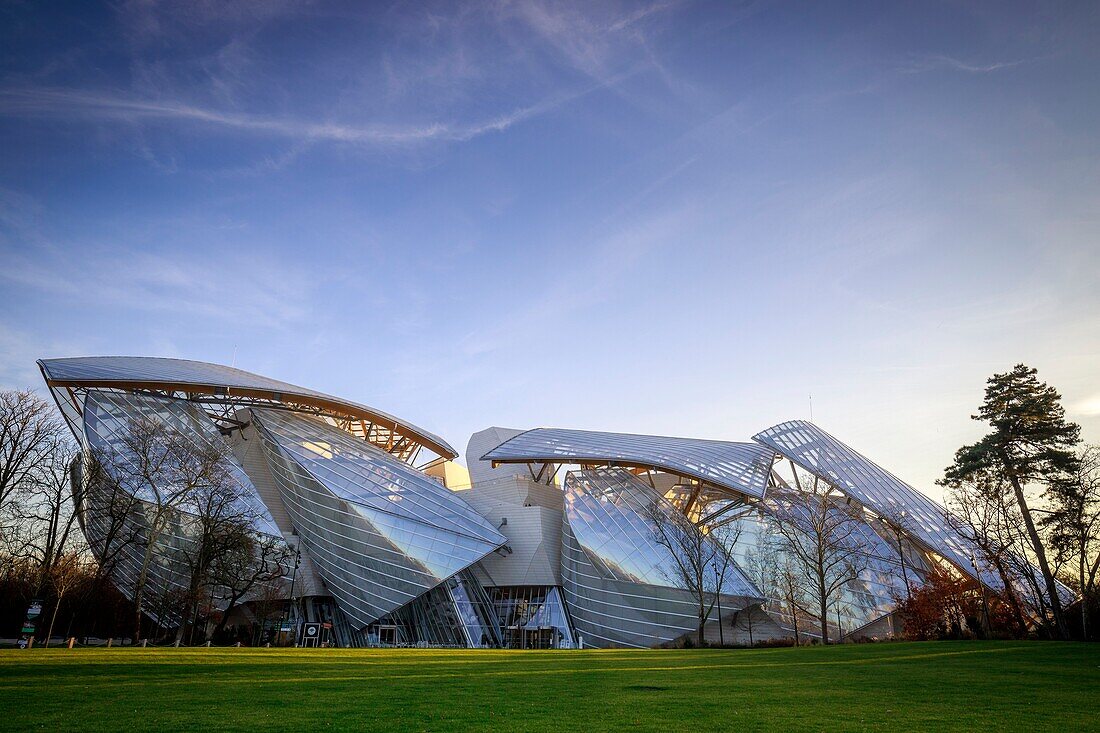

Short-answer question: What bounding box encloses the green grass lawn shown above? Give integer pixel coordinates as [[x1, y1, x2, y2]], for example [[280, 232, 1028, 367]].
[[0, 641, 1096, 732]]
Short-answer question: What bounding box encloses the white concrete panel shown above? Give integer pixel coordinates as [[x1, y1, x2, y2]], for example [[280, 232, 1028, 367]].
[[466, 427, 528, 485]]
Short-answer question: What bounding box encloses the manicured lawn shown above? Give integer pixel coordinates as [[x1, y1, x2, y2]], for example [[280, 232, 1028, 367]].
[[0, 641, 1096, 732]]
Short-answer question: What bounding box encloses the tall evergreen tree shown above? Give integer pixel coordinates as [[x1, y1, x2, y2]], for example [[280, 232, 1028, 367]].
[[942, 364, 1080, 639]]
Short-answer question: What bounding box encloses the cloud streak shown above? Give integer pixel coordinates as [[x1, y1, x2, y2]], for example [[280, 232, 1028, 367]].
[[0, 86, 556, 146], [902, 54, 1037, 74]]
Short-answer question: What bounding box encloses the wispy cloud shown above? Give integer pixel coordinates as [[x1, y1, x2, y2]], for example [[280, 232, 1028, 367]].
[[0, 323, 92, 391], [902, 54, 1038, 74], [608, 1, 681, 33], [502, 0, 681, 82], [0, 241, 313, 330], [457, 199, 698, 359], [0, 86, 555, 146], [1075, 394, 1100, 417]]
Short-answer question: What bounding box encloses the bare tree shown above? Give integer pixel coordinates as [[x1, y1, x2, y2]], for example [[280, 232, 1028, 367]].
[[736, 530, 781, 646], [209, 529, 292, 641], [646, 498, 742, 645], [82, 450, 144, 588], [943, 471, 1031, 636], [1044, 445, 1100, 638], [0, 389, 66, 559], [777, 558, 810, 644], [876, 507, 918, 600], [96, 415, 236, 643], [768, 475, 871, 643], [42, 551, 85, 646], [10, 437, 81, 589], [173, 463, 260, 645]]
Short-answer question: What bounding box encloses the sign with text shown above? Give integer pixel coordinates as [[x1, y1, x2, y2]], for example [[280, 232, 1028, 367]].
[[21, 599, 43, 635]]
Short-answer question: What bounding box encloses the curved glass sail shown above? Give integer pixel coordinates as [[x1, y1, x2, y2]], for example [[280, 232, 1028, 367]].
[[752, 420, 1074, 605], [562, 467, 761, 648], [82, 390, 280, 536], [38, 356, 457, 460], [753, 421, 976, 571], [251, 407, 505, 628], [483, 427, 775, 499], [77, 390, 282, 621]]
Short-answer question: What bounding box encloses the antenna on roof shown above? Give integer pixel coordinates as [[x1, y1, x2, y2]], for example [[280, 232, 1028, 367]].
[[809, 394, 813, 422], [231, 345, 237, 369]]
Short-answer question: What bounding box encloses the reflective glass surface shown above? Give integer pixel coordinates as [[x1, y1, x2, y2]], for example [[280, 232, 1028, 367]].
[[39, 356, 456, 458], [483, 427, 775, 498], [76, 390, 282, 622], [566, 469, 758, 595], [721, 502, 916, 638], [562, 468, 761, 648], [753, 421, 977, 571], [77, 476, 193, 624], [82, 390, 280, 536], [252, 408, 505, 628], [488, 585, 576, 648]]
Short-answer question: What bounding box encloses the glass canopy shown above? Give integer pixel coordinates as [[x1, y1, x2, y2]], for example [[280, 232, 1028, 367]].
[[483, 427, 776, 499]]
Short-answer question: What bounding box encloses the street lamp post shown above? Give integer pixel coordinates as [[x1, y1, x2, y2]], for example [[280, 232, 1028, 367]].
[[282, 546, 301, 647]]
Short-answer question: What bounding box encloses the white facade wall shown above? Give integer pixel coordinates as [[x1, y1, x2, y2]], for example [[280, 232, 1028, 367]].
[[465, 427, 529, 485], [460, 476, 564, 587], [229, 416, 326, 597]]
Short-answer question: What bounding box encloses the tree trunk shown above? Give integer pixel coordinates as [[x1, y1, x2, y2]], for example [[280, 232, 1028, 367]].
[[991, 559, 1027, 637], [45, 591, 63, 647], [1007, 474, 1068, 638], [212, 598, 240, 640], [818, 574, 829, 644], [188, 591, 203, 646], [1081, 549, 1088, 640], [697, 574, 707, 646], [133, 545, 156, 644]]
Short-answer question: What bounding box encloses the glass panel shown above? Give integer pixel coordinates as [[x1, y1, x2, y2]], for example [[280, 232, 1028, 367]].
[[483, 428, 775, 498], [252, 408, 505, 629]]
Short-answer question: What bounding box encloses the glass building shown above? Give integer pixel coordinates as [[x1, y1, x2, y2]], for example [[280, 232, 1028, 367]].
[[40, 356, 1068, 647], [40, 356, 504, 644]]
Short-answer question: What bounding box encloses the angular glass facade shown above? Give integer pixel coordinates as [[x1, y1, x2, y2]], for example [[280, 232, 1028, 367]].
[[561, 468, 762, 648], [360, 570, 502, 647], [488, 586, 576, 649], [251, 407, 506, 628], [76, 390, 283, 623], [752, 420, 1072, 605], [40, 355, 1068, 647], [482, 427, 775, 498]]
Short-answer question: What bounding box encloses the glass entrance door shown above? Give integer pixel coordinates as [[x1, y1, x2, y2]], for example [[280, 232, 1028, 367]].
[[378, 625, 397, 646]]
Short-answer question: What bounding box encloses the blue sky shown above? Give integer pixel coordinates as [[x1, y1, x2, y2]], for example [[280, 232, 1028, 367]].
[[1, 1, 1098, 493]]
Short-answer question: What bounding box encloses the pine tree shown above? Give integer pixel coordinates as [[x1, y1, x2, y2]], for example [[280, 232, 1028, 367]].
[[943, 364, 1080, 639]]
